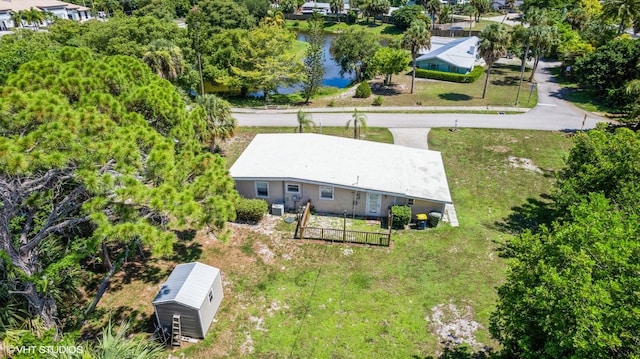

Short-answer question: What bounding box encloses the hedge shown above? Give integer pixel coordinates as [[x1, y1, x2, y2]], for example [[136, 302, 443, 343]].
[[235, 197, 268, 222], [414, 66, 484, 83], [391, 205, 412, 229]]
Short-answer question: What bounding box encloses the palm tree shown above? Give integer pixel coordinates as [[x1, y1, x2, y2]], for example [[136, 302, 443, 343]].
[[296, 110, 315, 133], [478, 23, 511, 99], [346, 108, 368, 139], [330, 0, 345, 22], [142, 39, 186, 81], [195, 94, 237, 152], [602, 0, 640, 34], [10, 11, 24, 28], [89, 321, 165, 359], [424, 0, 442, 29], [23, 8, 44, 30], [462, 4, 476, 36], [262, 9, 285, 27], [402, 19, 431, 94]]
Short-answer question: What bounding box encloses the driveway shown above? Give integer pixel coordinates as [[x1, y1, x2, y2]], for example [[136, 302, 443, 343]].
[[389, 128, 431, 150]]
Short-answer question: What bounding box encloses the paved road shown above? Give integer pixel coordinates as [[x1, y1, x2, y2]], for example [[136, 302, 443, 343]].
[[234, 58, 609, 131]]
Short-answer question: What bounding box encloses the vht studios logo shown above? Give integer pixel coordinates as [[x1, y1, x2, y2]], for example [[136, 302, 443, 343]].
[[2, 345, 84, 356]]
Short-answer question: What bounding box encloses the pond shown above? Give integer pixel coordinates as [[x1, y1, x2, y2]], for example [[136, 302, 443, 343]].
[[252, 33, 355, 96]]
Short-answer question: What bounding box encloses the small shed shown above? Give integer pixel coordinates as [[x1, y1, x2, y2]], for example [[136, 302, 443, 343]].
[[153, 262, 223, 339]]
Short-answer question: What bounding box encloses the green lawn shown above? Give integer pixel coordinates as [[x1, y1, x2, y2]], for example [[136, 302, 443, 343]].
[[95, 128, 573, 358]]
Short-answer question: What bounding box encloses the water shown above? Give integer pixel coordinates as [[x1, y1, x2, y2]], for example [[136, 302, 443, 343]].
[[252, 33, 355, 96], [297, 32, 355, 89]]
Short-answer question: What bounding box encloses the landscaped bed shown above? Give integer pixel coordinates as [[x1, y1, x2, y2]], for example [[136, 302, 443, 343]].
[[94, 128, 573, 358]]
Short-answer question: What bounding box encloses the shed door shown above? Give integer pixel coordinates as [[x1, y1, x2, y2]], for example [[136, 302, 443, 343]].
[[366, 192, 382, 216]]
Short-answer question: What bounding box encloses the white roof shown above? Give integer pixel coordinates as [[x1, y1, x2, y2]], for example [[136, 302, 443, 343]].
[[416, 36, 479, 69], [230, 134, 452, 204], [0, 0, 89, 12], [152, 262, 220, 310]]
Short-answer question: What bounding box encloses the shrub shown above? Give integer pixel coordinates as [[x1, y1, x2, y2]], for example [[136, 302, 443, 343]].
[[355, 81, 371, 98], [415, 66, 484, 83], [391, 205, 412, 229], [372, 95, 383, 106], [328, 100, 335, 107], [235, 197, 268, 222]]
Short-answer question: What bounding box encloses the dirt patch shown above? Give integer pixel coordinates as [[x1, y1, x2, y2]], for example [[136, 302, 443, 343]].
[[484, 145, 510, 153], [427, 302, 483, 351], [508, 156, 543, 173]]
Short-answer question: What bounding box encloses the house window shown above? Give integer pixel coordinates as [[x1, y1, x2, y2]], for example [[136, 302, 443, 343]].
[[286, 183, 300, 194], [407, 198, 415, 206], [319, 186, 334, 200], [429, 64, 438, 70], [255, 181, 269, 198], [208, 289, 213, 303]]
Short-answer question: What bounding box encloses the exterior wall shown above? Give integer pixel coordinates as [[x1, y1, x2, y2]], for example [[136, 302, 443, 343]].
[[235, 180, 448, 218], [196, 272, 224, 338], [154, 303, 201, 338], [407, 199, 446, 222], [416, 58, 471, 74]]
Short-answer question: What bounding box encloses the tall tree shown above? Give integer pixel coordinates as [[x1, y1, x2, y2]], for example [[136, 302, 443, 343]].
[[0, 48, 238, 335], [296, 110, 315, 133], [402, 19, 431, 94], [302, 12, 325, 104], [424, 0, 442, 28], [390, 4, 427, 30], [193, 94, 237, 152], [142, 39, 186, 81], [491, 128, 640, 359], [233, 25, 304, 102], [330, 0, 345, 22], [470, 0, 490, 21], [602, 0, 640, 34], [331, 28, 380, 82], [345, 108, 368, 139], [478, 23, 510, 99], [371, 47, 411, 85]]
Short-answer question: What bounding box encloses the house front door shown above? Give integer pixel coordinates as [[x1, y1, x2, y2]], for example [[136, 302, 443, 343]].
[[366, 192, 382, 216]]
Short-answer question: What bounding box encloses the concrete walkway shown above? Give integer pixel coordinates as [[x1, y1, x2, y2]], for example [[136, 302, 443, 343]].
[[388, 128, 459, 227]]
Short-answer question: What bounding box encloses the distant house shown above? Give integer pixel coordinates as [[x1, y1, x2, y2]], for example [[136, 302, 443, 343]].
[[229, 134, 453, 218], [300, 1, 350, 14], [490, 0, 523, 11], [415, 36, 479, 75], [0, 0, 91, 31], [153, 262, 224, 340]]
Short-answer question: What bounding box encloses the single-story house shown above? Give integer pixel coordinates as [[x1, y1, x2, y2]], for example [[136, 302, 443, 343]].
[[0, 0, 91, 31], [490, 0, 523, 11], [229, 134, 453, 218], [300, 1, 350, 14], [153, 262, 224, 339], [415, 36, 479, 75]]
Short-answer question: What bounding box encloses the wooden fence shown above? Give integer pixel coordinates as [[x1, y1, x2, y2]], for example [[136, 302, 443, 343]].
[[295, 202, 392, 246]]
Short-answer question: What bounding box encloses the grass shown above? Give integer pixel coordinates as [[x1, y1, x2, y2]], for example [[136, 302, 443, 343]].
[[93, 128, 574, 358], [307, 61, 537, 108]]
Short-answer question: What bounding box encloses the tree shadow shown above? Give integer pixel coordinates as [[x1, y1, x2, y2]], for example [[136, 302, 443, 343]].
[[490, 76, 519, 86], [82, 306, 156, 339], [371, 82, 403, 95], [438, 93, 473, 101], [413, 344, 499, 359], [493, 195, 556, 235]]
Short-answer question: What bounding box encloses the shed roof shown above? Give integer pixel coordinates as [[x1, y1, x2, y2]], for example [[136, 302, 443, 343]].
[[229, 134, 452, 204], [416, 36, 479, 70], [152, 262, 220, 310]]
